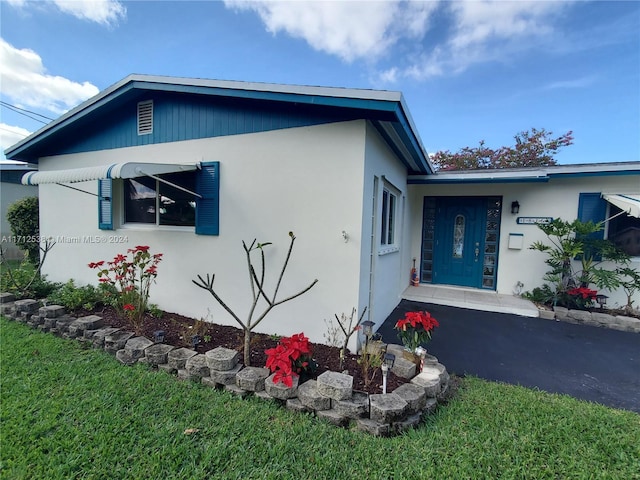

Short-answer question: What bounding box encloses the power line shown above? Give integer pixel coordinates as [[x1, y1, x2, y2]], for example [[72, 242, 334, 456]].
[[0, 126, 30, 138], [0, 101, 54, 124]]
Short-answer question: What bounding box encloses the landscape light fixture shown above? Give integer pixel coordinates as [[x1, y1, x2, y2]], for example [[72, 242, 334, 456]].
[[361, 320, 374, 338], [153, 330, 165, 343], [415, 346, 427, 373], [511, 201, 520, 215], [381, 353, 396, 394], [191, 334, 201, 349], [596, 294, 609, 309]]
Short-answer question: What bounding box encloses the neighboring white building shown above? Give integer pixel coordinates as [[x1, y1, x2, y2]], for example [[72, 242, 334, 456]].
[[4, 75, 639, 347], [0, 163, 38, 260]]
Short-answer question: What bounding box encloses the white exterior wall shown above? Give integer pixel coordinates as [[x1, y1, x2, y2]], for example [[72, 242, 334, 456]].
[[358, 123, 411, 333], [37, 121, 369, 344], [408, 174, 640, 308]]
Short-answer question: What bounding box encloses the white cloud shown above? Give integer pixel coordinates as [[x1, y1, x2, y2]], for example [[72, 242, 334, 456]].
[[0, 38, 100, 115], [448, 1, 559, 51], [0, 123, 31, 152], [53, 0, 126, 26], [225, 0, 438, 62], [6, 0, 126, 27], [405, 1, 572, 81], [226, 0, 573, 83], [542, 76, 597, 91]]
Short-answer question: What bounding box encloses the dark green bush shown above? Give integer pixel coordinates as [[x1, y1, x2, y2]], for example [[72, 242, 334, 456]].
[[0, 261, 60, 299], [523, 285, 557, 305], [6, 196, 40, 263], [47, 280, 109, 312]]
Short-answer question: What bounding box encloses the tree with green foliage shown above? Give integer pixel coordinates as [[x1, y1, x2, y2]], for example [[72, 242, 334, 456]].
[[6, 196, 40, 263], [616, 267, 640, 313], [432, 128, 573, 171], [528, 218, 630, 308]]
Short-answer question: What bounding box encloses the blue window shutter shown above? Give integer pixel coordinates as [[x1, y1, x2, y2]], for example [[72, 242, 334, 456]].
[[577, 193, 606, 240], [578, 192, 607, 261], [98, 179, 113, 230], [196, 162, 220, 235]]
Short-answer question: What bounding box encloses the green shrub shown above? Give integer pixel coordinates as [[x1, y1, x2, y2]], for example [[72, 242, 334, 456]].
[[6, 196, 40, 263], [47, 280, 108, 312], [0, 261, 60, 299], [523, 284, 557, 305]]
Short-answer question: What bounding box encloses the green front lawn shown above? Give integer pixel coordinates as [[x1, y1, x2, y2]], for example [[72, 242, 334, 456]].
[[1, 317, 638, 479]]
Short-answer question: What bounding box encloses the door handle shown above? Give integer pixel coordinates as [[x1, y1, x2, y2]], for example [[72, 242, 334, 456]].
[[474, 242, 480, 261]]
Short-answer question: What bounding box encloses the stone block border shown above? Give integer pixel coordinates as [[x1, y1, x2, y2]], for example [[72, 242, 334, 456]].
[[536, 305, 640, 333], [0, 295, 453, 437]]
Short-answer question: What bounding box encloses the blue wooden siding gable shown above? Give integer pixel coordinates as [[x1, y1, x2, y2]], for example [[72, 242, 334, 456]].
[[5, 75, 433, 175], [56, 92, 367, 156]]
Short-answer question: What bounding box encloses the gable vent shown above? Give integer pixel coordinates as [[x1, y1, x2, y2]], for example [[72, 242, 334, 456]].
[[137, 100, 153, 135]]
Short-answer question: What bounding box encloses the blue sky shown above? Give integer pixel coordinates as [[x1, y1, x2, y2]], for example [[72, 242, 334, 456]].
[[1, 0, 638, 165]]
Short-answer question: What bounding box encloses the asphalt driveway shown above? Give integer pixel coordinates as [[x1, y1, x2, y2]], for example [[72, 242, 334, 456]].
[[378, 300, 640, 413]]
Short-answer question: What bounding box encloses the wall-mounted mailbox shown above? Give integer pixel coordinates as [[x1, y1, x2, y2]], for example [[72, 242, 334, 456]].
[[508, 233, 524, 250]]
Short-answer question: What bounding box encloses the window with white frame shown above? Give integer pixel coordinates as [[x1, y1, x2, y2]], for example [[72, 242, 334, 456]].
[[124, 171, 196, 227], [380, 182, 400, 251], [606, 204, 640, 257], [578, 192, 640, 257], [98, 162, 220, 235]]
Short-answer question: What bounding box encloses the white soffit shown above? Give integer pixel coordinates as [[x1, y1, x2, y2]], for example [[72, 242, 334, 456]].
[[602, 194, 640, 218], [21, 163, 197, 185]]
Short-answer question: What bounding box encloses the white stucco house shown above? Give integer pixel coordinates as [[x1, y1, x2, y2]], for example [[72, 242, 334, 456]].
[[4, 75, 639, 346]]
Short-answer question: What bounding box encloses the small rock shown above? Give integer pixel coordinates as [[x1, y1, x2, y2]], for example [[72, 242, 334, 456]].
[[210, 364, 243, 386], [317, 409, 349, 427], [264, 373, 299, 399], [167, 347, 198, 370], [104, 331, 134, 354], [355, 418, 390, 437], [333, 391, 369, 418], [369, 393, 408, 423], [205, 347, 239, 371], [185, 354, 211, 378], [393, 383, 427, 413], [393, 412, 422, 433], [144, 343, 175, 366], [235, 366, 269, 392], [297, 380, 331, 411], [316, 371, 353, 401], [286, 398, 312, 413]]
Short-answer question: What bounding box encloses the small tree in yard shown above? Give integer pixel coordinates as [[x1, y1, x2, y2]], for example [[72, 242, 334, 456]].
[[432, 128, 573, 171], [529, 218, 630, 308], [6, 196, 40, 264], [616, 267, 640, 313], [324, 307, 367, 371], [193, 232, 317, 366]]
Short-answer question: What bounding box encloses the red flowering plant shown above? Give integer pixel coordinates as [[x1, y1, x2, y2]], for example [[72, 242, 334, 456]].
[[265, 332, 317, 387], [88, 246, 163, 330], [566, 286, 598, 310], [394, 311, 439, 353]]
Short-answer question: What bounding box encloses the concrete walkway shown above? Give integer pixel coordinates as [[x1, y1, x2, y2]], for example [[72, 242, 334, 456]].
[[402, 284, 539, 317], [378, 299, 640, 413]]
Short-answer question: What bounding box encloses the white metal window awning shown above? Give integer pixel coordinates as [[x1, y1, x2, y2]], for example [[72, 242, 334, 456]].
[[602, 194, 640, 218], [21, 162, 201, 198], [21, 162, 197, 185]]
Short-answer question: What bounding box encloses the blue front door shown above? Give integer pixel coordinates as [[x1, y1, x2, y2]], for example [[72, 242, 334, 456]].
[[432, 197, 486, 288]]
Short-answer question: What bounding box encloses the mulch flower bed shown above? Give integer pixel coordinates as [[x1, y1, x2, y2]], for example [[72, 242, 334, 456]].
[[76, 305, 409, 394]]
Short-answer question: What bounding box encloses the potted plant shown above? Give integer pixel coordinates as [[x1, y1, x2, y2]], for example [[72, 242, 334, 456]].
[[394, 311, 439, 364]]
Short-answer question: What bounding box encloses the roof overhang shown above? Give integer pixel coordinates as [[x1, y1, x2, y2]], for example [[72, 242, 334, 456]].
[[408, 162, 640, 185], [5, 74, 434, 175], [21, 162, 197, 185], [602, 194, 640, 218]]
